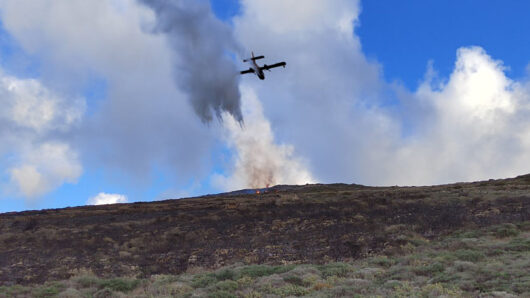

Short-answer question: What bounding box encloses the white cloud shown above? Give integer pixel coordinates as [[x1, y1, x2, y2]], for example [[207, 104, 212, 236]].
[[87, 192, 128, 205], [215, 87, 314, 190], [9, 166, 45, 198], [235, 0, 530, 186], [238, 0, 358, 35], [0, 66, 84, 199], [0, 0, 220, 185], [390, 46, 530, 184], [9, 142, 82, 198], [0, 70, 84, 133]]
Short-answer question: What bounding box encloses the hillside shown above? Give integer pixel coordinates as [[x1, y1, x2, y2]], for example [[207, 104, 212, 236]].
[[0, 175, 529, 292]]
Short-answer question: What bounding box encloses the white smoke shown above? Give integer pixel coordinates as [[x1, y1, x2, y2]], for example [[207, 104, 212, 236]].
[[214, 87, 315, 190]]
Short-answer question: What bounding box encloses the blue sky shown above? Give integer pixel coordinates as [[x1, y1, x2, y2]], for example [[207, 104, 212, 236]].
[[357, 0, 530, 89], [1, 0, 529, 213]]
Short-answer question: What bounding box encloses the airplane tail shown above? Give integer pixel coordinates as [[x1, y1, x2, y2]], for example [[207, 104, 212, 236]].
[[243, 51, 264, 62]]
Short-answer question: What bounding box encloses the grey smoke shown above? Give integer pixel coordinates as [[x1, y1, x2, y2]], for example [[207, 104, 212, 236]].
[[139, 0, 243, 123]]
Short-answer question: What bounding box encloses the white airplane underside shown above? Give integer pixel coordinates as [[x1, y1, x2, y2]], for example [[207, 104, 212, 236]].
[[240, 52, 286, 80]]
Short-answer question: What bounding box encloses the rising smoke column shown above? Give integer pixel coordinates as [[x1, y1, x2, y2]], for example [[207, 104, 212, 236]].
[[215, 87, 315, 190], [139, 0, 243, 122], [139, 0, 315, 190]]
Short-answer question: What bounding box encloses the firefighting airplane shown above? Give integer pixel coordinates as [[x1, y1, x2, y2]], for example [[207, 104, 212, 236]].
[[240, 52, 286, 80]]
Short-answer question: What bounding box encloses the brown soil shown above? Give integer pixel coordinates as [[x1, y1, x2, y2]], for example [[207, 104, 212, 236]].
[[1, 175, 529, 285]]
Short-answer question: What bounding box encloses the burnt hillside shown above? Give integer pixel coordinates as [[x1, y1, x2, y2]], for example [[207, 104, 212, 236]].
[[1, 175, 529, 285]]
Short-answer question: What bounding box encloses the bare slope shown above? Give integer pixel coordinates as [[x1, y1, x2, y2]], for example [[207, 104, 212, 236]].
[[1, 175, 529, 285]]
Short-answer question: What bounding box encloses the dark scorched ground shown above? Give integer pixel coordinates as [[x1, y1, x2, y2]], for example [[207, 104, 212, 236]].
[[0, 175, 529, 285]]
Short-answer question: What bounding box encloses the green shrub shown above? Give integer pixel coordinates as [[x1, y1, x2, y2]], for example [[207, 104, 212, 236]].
[[151, 274, 179, 285], [452, 260, 477, 272], [99, 278, 140, 292], [455, 230, 483, 239], [506, 238, 530, 251], [208, 290, 237, 298], [419, 283, 462, 297], [57, 288, 82, 297], [192, 274, 217, 288], [215, 280, 238, 292], [385, 265, 416, 281], [215, 269, 237, 281], [431, 271, 459, 283], [33, 285, 61, 298], [272, 284, 309, 297], [513, 279, 530, 294], [93, 288, 114, 298], [486, 248, 505, 256], [73, 275, 100, 288], [369, 256, 396, 268], [490, 223, 519, 238], [413, 262, 444, 276], [239, 265, 294, 278], [283, 275, 310, 287], [0, 285, 31, 296], [383, 280, 402, 289], [317, 262, 353, 278], [236, 276, 253, 288], [454, 249, 485, 262], [517, 221, 530, 231], [432, 251, 457, 263], [325, 285, 360, 297], [242, 291, 262, 298]]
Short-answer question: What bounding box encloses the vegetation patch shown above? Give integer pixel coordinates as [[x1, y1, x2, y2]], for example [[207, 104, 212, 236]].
[[239, 265, 295, 278], [99, 278, 140, 292], [191, 274, 218, 288], [215, 269, 237, 281], [32, 282, 66, 298], [317, 262, 353, 278], [453, 249, 486, 262], [412, 262, 444, 275], [215, 280, 238, 292], [208, 290, 237, 298], [506, 237, 530, 251], [1, 220, 527, 297], [283, 275, 310, 287], [489, 223, 520, 238]]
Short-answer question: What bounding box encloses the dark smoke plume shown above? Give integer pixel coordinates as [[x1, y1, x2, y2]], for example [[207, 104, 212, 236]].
[[139, 0, 243, 123]]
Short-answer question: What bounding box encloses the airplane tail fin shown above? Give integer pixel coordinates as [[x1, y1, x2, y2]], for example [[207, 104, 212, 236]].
[[243, 51, 264, 62]]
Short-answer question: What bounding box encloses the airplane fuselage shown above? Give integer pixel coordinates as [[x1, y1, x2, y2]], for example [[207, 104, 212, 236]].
[[250, 60, 265, 80], [240, 52, 285, 80]]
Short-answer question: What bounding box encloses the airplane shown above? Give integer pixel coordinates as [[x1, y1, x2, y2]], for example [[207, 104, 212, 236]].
[[240, 52, 286, 80]]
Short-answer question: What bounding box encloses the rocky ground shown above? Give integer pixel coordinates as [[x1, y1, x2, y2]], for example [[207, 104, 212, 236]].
[[0, 175, 529, 290]]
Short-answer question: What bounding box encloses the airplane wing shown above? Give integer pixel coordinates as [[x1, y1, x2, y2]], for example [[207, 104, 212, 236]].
[[260, 62, 286, 71], [240, 68, 255, 75]]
